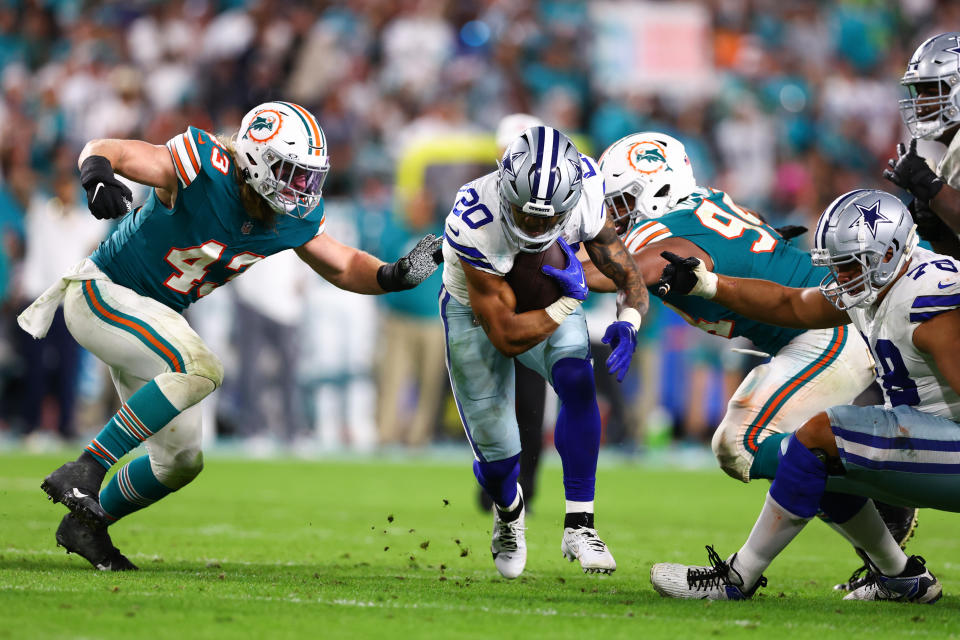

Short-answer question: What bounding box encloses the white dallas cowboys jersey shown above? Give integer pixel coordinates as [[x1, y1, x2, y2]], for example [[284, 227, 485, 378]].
[[936, 131, 960, 191], [847, 246, 960, 420], [441, 157, 606, 306]]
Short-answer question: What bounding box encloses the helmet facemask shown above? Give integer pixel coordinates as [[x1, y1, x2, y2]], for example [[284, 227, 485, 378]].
[[900, 78, 960, 140], [259, 148, 329, 219], [499, 195, 573, 253], [604, 188, 642, 237]]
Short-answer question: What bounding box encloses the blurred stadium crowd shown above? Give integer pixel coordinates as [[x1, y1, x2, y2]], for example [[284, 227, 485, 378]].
[[0, 0, 956, 454]]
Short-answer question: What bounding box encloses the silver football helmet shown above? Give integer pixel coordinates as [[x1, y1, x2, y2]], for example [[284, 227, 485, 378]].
[[899, 32, 960, 140], [498, 126, 583, 253], [811, 189, 917, 310]]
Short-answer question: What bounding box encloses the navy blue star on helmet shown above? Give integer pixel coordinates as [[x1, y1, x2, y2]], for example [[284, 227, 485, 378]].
[[849, 199, 891, 237]]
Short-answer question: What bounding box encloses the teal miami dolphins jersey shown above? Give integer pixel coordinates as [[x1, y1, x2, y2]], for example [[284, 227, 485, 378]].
[[623, 188, 825, 355], [91, 127, 325, 312]]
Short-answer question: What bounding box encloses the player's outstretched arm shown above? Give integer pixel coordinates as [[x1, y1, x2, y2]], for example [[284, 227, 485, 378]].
[[461, 260, 566, 358], [584, 215, 649, 319], [657, 252, 848, 329], [296, 232, 442, 295], [913, 308, 960, 396], [79, 138, 178, 208]]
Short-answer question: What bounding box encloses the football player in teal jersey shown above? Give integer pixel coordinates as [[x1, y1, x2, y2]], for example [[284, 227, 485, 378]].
[[586, 132, 917, 590], [19, 101, 442, 570]]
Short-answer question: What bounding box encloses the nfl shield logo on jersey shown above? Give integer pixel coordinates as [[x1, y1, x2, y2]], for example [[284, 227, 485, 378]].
[[241, 221, 253, 235]]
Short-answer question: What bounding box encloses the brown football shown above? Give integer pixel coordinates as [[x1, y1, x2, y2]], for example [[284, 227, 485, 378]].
[[505, 241, 568, 313]]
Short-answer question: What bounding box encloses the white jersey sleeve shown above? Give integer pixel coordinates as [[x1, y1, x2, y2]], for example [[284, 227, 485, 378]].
[[562, 154, 607, 244], [848, 246, 960, 420], [441, 173, 515, 305], [936, 132, 960, 191]]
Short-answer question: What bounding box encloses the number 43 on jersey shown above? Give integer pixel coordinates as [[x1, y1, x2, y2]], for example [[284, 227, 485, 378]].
[[164, 241, 263, 298]]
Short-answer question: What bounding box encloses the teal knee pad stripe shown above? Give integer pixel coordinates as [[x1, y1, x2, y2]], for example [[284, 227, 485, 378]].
[[82, 279, 186, 373], [100, 455, 173, 521], [749, 432, 790, 480]]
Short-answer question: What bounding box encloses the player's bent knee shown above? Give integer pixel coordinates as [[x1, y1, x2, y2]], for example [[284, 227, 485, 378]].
[[796, 412, 835, 451], [711, 420, 750, 482], [155, 371, 219, 410], [154, 448, 204, 490], [189, 348, 224, 389]]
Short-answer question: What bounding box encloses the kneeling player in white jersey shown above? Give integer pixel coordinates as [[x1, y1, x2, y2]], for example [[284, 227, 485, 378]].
[[21, 101, 442, 570], [440, 126, 648, 578], [650, 190, 957, 603], [591, 132, 916, 590]]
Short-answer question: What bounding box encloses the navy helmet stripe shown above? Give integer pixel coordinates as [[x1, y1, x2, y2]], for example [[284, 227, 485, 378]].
[[531, 127, 546, 200], [818, 189, 869, 248], [545, 128, 560, 199]]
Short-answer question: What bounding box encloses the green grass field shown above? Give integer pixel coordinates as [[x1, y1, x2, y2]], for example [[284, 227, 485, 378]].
[[1, 451, 958, 639]]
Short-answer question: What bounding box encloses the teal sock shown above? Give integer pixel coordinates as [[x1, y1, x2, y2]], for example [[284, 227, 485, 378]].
[[85, 380, 179, 469], [749, 432, 790, 480], [99, 455, 174, 522]]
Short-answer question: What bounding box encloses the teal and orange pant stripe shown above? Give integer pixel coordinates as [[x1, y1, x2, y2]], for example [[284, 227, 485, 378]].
[[81, 280, 186, 373], [743, 326, 847, 454]]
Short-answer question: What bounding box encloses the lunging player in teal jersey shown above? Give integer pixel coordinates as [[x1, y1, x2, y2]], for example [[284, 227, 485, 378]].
[[19, 101, 442, 570], [586, 132, 917, 591]]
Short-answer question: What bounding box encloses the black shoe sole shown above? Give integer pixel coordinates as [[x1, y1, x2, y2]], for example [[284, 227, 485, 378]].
[[41, 478, 109, 529]]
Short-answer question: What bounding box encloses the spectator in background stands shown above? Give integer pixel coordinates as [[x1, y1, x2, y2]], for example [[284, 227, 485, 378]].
[[223, 249, 313, 453], [15, 169, 106, 443], [374, 176, 446, 449]]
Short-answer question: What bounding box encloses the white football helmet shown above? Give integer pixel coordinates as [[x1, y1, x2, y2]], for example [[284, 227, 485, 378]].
[[899, 32, 960, 140], [498, 126, 583, 253], [598, 132, 697, 236], [811, 189, 917, 310], [235, 101, 329, 219], [495, 114, 544, 152]]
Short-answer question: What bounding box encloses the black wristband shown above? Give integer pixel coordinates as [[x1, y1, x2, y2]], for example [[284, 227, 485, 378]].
[[79, 155, 114, 187], [377, 263, 401, 292]]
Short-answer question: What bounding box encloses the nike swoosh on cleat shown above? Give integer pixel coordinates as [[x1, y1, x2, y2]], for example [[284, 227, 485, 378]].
[[91, 183, 104, 202], [71, 488, 89, 499]]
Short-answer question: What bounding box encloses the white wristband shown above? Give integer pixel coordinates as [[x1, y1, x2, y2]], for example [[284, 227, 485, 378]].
[[544, 296, 582, 325], [691, 263, 719, 299], [617, 307, 642, 331]]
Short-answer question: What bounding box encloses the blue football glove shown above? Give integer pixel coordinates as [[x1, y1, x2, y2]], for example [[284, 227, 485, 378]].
[[601, 321, 638, 382], [541, 237, 588, 301]]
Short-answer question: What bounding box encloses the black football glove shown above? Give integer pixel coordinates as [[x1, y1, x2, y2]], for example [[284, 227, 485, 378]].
[[376, 233, 444, 292], [909, 198, 954, 243], [883, 139, 944, 203], [774, 225, 807, 242], [80, 155, 133, 220], [656, 251, 702, 297]]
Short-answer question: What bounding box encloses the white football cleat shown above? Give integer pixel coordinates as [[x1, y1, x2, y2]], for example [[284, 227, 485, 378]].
[[561, 526, 617, 574], [650, 546, 766, 600], [843, 555, 942, 604], [490, 490, 526, 579]]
